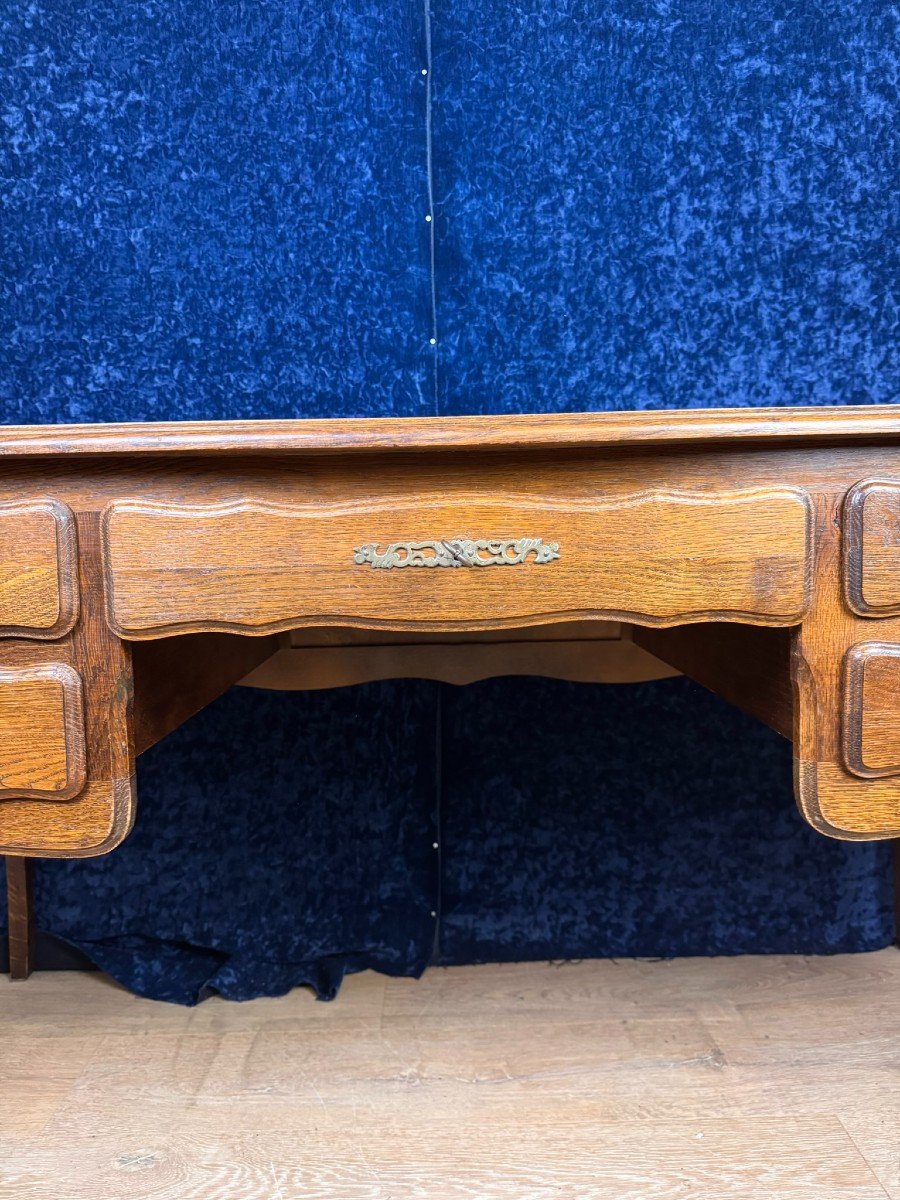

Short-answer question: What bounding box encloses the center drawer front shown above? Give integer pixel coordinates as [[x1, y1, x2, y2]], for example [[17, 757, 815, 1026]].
[[102, 489, 811, 638]]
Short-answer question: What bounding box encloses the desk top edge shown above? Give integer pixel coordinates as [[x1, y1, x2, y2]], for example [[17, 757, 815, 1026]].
[[0, 405, 897, 457]]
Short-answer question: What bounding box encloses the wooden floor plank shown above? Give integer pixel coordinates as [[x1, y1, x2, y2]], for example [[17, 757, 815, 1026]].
[[0, 953, 897, 1199]]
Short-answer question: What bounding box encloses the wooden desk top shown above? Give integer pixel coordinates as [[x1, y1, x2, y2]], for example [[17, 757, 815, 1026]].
[[1, 404, 897, 458]]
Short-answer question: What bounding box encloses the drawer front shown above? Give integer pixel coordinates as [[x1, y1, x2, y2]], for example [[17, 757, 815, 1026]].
[[844, 479, 900, 617], [843, 644, 900, 779], [0, 500, 79, 638], [102, 488, 811, 637], [0, 664, 86, 800]]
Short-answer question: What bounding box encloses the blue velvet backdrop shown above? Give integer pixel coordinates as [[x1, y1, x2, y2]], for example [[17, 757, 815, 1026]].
[[0, 1, 896, 1002]]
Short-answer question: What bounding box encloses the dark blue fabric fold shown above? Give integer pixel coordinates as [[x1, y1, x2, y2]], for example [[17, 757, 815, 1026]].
[[6, 683, 440, 1005]]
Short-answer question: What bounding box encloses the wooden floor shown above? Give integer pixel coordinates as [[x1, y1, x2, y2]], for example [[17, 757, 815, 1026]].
[[1, 952, 898, 1200]]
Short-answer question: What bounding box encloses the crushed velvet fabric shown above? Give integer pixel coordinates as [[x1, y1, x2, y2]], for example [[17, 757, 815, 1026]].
[[0, 676, 893, 1002], [0, 1, 896, 1002], [0, 0, 434, 422], [17, 684, 441, 1004], [433, 1, 897, 414], [4, 2, 893, 423], [439, 679, 893, 963]]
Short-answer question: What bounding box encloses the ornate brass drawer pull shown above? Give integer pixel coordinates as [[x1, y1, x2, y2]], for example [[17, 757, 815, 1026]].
[[353, 538, 561, 569]]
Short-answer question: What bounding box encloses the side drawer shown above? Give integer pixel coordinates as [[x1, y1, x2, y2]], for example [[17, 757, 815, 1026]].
[[0, 664, 86, 800], [844, 479, 900, 617], [843, 644, 900, 779], [101, 487, 812, 637], [0, 499, 79, 638]]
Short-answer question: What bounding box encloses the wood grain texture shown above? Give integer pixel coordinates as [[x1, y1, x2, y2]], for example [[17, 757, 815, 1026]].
[[843, 644, 900, 779], [0, 499, 78, 639], [0, 955, 898, 1198], [793, 492, 900, 840], [844, 479, 900, 617], [0, 517, 136, 858], [632, 623, 793, 739], [239, 627, 678, 690], [132, 633, 279, 755], [0, 414, 899, 848], [4, 857, 33, 981], [1, 403, 899, 458], [101, 489, 812, 636], [0, 664, 85, 801]]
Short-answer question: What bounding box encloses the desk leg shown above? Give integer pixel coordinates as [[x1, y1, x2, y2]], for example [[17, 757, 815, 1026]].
[[6, 856, 34, 981]]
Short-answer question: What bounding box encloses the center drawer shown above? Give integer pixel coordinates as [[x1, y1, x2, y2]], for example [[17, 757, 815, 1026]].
[[101, 488, 812, 638]]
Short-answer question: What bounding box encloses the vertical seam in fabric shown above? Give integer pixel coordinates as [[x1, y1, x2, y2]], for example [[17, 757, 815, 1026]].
[[429, 684, 443, 963], [423, 0, 438, 414]]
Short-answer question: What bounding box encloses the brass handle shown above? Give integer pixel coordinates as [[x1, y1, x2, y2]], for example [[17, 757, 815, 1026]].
[[353, 538, 560, 569]]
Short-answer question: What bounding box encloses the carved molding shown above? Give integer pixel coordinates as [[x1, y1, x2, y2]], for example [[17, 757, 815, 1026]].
[[353, 538, 560, 569], [2, 406, 899, 459], [102, 487, 811, 638], [0, 663, 86, 802], [842, 643, 900, 780], [0, 498, 79, 639], [843, 479, 900, 618], [0, 514, 139, 859]]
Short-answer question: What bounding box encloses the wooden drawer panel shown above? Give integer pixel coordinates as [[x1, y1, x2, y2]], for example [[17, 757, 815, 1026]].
[[0, 664, 86, 800], [0, 499, 79, 638], [102, 488, 811, 637], [844, 480, 900, 617], [843, 644, 900, 779]]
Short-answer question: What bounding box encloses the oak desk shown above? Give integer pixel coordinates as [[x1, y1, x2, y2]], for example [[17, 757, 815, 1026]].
[[2, 407, 899, 980]]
